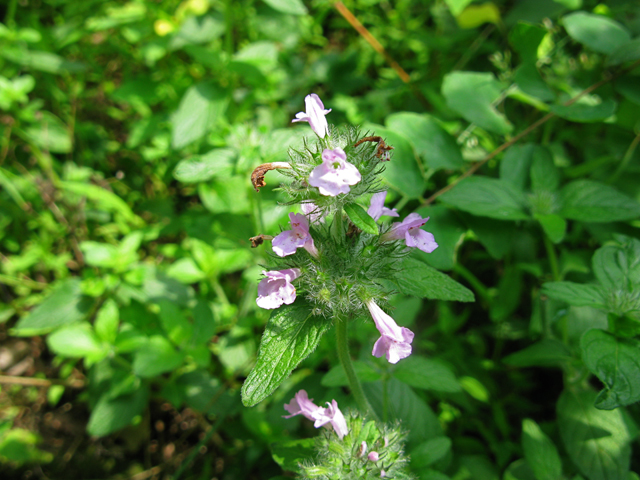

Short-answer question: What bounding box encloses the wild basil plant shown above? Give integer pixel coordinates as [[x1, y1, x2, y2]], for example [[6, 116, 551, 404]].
[[242, 94, 474, 478]]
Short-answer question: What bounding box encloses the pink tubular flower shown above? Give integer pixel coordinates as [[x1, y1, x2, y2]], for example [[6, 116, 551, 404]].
[[301, 202, 325, 224], [368, 451, 380, 462], [256, 268, 301, 309], [292, 93, 331, 138], [367, 192, 399, 221], [272, 213, 319, 258], [381, 213, 438, 253], [284, 390, 348, 439], [365, 299, 414, 364], [308, 148, 361, 196]]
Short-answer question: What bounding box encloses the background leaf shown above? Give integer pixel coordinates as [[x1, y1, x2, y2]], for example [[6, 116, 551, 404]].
[[563, 12, 631, 55], [581, 329, 640, 409]]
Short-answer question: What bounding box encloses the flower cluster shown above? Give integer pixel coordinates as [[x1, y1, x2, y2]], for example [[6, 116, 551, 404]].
[[283, 395, 415, 480], [252, 93, 438, 365]]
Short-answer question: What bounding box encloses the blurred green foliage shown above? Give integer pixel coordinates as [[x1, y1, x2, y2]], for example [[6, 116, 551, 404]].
[[1, 0, 640, 478]]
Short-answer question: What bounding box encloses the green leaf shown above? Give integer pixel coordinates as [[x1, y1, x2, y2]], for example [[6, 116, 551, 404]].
[[46, 323, 105, 360], [557, 389, 632, 480], [559, 180, 640, 222], [592, 239, 640, 291], [410, 437, 452, 469], [503, 339, 573, 367], [80, 241, 119, 268], [563, 12, 631, 55], [171, 82, 228, 149], [157, 299, 193, 347], [271, 438, 315, 473], [542, 282, 606, 307], [500, 143, 535, 191], [12, 279, 93, 336], [515, 63, 555, 102], [23, 111, 72, 153], [241, 304, 332, 406], [551, 98, 617, 123], [444, 0, 474, 16], [536, 214, 567, 244], [460, 376, 489, 402], [442, 72, 513, 135], [321, 361, 381, 387], [607, 37, 640, 66], [440, 177, 529, 220], [0, 47, 85, 74], [60, 181, 142, 225], [393, 356, 462, 393], [581, 329, 640, 410], [94, 299, 119, 344], [366, 126, 426, 199], [262, 0, 308, 15], [386, 112, 464, 171], [87, 385, 149, 437], [463, 214, 516, 260], [133, 336, 185, 377], [198, 176, 251, 214], [530, 146, 560, 192], [166, 257, 206, 284], [190, 299, 217, 346], [173, 148, 236, 183], [509, 22, 548, 64], [522, 418, 563, 480], [175, 370, 237, 415], [344, 203, 379, 235], [393, 257, 474, 302], [363, 378, 442, 443]]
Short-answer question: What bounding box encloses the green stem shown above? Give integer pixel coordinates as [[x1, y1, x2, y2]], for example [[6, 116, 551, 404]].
[[5, 0, 17, 27], [453, 263, 491, 303], [543, 233, 560, 281], [608, 133, 640, 184], [335, 315, 377, 419], [332, 207, 344, 245]]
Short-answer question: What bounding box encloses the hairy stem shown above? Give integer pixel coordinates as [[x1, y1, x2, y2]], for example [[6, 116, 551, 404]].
[[335, 315, 377, 419]]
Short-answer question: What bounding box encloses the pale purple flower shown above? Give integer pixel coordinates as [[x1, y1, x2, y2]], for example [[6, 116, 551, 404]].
[[358, 441, 368, 457], [272, 213, 319, 258], [308, 148, 361, 196], [256, 268, 301, 309], [292, 93, 331, 138], [284, 390, 348, 439], [365, 299, 414, 364], [381, 213, 438, 253], [301, 202, 325, 224], [368, 451, 380, 462], [367, 191, 399, 221]]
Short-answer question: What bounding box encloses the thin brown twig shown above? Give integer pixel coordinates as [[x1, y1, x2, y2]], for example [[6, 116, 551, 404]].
[[422, 58, 640, 206], [334, 2, 431, 110], [0, 374, 85, 388]]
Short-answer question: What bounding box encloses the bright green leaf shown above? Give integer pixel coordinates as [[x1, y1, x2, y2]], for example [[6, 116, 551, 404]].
[[386, 112, 464, 171], [241, 304, 332, 406], [522, 418, 563, 480], [607, 37, 640, 66], [173, 148, 236, 183], [442, 72, 513, 135], [133, 335, 185, 377], [171, 82, 228, 149], [392, 257, 474, 302], [541, 282, 606, 307], [262, 0, 307, 15], [440, 177, 529, 220], [344, 203, 378, 235], [46, 323, 104, 359], [557, 389, 632, 480], [563, 12, 631, 55], [87, 386, 149, 437], [559, 180, 640, 222], [536, 214, 567, 244], [12, 279, 93, 336], [94, 299, 119, 344], [551, 98, 617, 123]]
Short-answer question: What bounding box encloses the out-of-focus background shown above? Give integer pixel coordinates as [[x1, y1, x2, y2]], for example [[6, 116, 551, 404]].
[[1, 0, 640, 479]]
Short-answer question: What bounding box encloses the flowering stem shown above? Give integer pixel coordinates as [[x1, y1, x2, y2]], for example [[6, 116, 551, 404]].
[[335, 315, 378, 420], [331, 208, 344, 245]]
